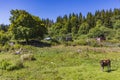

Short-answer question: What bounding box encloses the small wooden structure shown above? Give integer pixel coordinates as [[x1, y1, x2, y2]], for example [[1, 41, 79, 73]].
[[96, 35, 106, 43], [66, 36, 73, 41]]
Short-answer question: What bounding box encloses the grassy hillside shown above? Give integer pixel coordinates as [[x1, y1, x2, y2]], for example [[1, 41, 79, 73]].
[[0, 45, 120, 80]]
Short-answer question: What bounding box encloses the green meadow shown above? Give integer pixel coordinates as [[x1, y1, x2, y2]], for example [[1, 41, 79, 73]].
[[0, 45, 120, 80], [0, 1, 120, 80]]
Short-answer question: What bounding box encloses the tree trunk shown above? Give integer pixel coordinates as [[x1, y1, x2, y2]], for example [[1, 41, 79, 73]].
[[25, 37, 29, 45]]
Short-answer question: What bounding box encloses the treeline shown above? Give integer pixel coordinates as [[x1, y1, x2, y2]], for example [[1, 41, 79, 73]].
[[43, 8, 120, 41], [0, 8, 120, 48]]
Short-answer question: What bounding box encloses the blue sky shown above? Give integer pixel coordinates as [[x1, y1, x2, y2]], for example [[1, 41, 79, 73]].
[[0, 0, 120, 24]]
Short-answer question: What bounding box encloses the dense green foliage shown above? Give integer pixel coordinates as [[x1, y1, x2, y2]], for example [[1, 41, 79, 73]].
[[0, 8, 120, 46], [0, 31, 11, 45], [43, 8, 120, 42], [0, 24, 9, 32], [9, 9, 47, 44]]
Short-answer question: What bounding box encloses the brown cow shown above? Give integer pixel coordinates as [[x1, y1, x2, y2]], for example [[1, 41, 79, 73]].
[[100, 59, 111, 71]]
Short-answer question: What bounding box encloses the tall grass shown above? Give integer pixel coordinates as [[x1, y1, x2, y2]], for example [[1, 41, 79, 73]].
[[0, 45, 120, 80]]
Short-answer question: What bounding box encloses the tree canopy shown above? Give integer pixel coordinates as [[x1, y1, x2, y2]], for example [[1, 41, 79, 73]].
[[9, 9, 47, 44]]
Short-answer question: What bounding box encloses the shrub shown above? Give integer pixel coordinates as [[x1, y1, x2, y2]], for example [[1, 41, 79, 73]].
[[13, 43, 22, 49], [2, 43, 10, 51], [15, 60, 24, 68], [6, 64, 16, 71], [0, 60, 11, 70], [0, 59, 24, 71], [87, 39, 101, 47], [74, 39, 87, 46], [20, 53, 36, 61], [63, 41, 73, 46], [50, 39, 60, 46], [0, 43, 11, 52], [107, 39, 119, 43], [6, 60, 24, 71], [0, 31, 10, 45]]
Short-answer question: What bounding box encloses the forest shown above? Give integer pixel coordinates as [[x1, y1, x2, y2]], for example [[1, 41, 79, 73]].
[[0, 8, 120, 49], [42, 8, 120, 42]]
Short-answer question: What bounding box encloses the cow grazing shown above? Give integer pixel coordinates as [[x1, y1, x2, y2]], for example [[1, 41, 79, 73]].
[[100, 59, 111, 72]]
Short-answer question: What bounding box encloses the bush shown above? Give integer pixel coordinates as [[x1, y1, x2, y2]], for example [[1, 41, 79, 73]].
[[50, 39, 60, 46], [20, 53, 36, 61], [0, 43, 11, 52], [74, 39, 87, 46], [2, 44, 10, 51], [63, 41, 73, 46], [87, 39, 102, 47], [0, 59, 24, 71], [6, 60, 24, 71], [0, 31, 10, 45], [13, 43, 22, 49], [0, 60, 11, 70], [107, 39, 120, 43]]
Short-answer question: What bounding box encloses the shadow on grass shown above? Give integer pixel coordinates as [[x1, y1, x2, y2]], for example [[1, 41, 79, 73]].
[[19, 40, 51, 47], [105, 68, 117, 73]]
